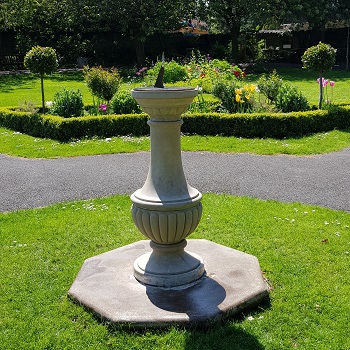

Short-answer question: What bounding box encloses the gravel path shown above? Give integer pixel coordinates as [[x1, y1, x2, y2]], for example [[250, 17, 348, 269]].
[[1, 149, 349, 213]]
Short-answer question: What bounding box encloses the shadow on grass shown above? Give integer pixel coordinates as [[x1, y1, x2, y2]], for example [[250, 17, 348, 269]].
[[49, 71, 85, 82], [0, 73, 37, 92], [0, 71, 84, 93], [273, 67, 350, 82], [103, 295, 271, 349]]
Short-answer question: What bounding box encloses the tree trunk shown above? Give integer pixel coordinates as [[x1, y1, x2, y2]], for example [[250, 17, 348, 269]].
[[40, 73, 45, 113], [318, 73, 323, 109], [346, 20, 349, 70], [230, 27, 240, 64], [135, 38, 145, 67]]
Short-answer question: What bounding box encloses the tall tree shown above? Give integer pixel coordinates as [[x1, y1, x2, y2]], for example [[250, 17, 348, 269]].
[[199, 0, 271, 63], [106, 0, 193, 66]]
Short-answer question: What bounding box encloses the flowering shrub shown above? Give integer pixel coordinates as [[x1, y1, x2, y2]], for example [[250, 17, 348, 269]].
[[185, 53, 247, 93], [84, 66, 122, 103], [212, 82, 256, 113]]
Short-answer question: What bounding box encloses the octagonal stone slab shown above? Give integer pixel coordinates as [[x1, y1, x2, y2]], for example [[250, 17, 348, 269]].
[[68, 239, 269, 327]]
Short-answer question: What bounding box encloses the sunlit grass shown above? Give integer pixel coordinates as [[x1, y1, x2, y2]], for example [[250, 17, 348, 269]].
[[1, 67, 350, 107], [1, 194, 349, 349], [1, 126, 349, 158]]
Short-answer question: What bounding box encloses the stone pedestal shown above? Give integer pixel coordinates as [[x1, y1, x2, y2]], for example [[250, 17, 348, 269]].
[[130, 87, 204, 287], [68, 86, 269, 327]]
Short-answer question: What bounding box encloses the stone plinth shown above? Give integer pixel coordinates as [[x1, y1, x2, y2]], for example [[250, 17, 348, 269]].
[[68, 239, 269, 327]]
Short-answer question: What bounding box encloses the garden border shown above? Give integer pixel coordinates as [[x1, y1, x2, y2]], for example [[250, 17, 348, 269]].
[[0, 106, 349, 142]]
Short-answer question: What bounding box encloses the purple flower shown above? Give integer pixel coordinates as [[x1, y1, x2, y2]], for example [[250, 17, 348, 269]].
[[98, 104, 107, 112]]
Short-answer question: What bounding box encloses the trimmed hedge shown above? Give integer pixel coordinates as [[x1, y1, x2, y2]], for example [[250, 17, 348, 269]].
[[182, 106, 350, 138], [0, 106, 349, 142]]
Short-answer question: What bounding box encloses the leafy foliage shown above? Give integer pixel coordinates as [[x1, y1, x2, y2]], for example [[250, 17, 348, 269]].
[[257, 70, 283, 103], [111, 91, 142, 114], [212, 82, 255, 113], [302, 42, 337, 73], [24, 46, 58, 112], [50, 88, 84, 118], [84, 66, 122, 103], [145, 61, 188, 84], [24, 46, 58, 75], [275, 84, 309, 112]]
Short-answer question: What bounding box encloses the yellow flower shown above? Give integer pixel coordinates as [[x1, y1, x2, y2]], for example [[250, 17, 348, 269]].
[[235, 94, 241, 103], [235, 88, 242, 95]]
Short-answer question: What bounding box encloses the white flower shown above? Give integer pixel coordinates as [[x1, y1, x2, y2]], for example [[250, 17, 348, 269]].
[[45, 101, 53, 108]]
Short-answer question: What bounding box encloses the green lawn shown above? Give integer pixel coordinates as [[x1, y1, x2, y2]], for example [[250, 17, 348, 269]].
[[1, 66, 350, 349], [1, 126, 350, 158], [1, 67, 350, 107], [1, 194, 349, 349]]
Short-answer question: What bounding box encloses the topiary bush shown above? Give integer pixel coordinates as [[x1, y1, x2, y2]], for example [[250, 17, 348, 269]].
[[24, 46, 58, 112], [84, 66, 122, 104], [111, 91, 142, 114], [301, 42, 337, 109], [50, 88, 84, 118]]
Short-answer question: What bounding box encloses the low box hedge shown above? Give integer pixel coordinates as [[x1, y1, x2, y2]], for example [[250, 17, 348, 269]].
[[0, 106, 349, 142]]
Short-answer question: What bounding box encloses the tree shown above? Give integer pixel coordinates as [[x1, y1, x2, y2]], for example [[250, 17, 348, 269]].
[[301, 42, 336, 109], [83, 66, 122, 105], [199, 0, 271, 63], [24, 46, 58, 112], [105, 0, 194, 66]]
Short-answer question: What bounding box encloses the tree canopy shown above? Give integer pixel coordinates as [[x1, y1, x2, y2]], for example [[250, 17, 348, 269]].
[[0, 0, 348, 65]]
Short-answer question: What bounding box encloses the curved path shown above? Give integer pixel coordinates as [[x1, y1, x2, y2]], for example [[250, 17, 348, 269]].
[[0, 149, 349, 213]]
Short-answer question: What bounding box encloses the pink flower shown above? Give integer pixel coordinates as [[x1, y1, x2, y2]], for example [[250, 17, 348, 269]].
[[98, 104, 107, 112], [330, 81, 335, 87], [317, 78, 321, 84], [323, 79, 329, 87]]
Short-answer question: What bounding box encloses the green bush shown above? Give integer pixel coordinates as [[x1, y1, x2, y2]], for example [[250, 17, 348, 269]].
[[145, 61, 187, 83], [111, 91, 142, 114], [257, 70, 283, 103], [275, 84, 309, 112], [0, 106, 349, 142], [84, 66, 122, 103], [50, 88, 84, 118]]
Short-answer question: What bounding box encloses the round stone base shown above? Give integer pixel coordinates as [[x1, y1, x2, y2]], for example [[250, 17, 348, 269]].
[[133, 240, 205, 287], [68, 239, 269, 327]]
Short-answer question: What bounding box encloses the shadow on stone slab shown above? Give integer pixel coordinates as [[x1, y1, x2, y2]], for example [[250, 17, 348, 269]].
[[68, 239, 269, 328]]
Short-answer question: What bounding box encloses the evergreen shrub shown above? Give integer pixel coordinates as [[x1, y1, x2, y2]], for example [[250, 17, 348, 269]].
[[0, 107, 349, 142], [50, 88, 84, 118]]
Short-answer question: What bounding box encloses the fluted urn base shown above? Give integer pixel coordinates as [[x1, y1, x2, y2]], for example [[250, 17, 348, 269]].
[[134, 240, 205, 287]]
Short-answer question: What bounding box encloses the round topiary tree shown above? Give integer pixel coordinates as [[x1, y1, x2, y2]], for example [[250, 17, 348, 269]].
[[83, 66, 122, 106], [301, 42, 336, 109], [24, 46, 58, 112]]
